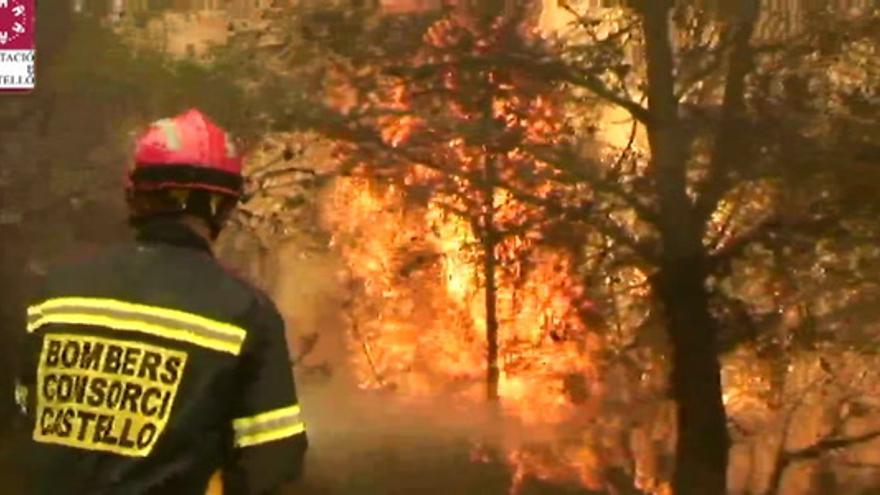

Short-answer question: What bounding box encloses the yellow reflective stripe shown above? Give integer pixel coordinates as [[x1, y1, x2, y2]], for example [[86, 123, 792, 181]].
[[29, 298, 246, 340], [235, 422, 306, 448], [232, 404, 301, 430], [27, 297, 246, 355], [233, 404, 304, 448], [28, 313, 241, 355]]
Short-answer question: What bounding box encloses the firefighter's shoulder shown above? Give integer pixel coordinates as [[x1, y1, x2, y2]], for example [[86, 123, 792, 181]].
[[245, 283, 286, 337], [31, 243, 129, 294], [213, 262, 285, 335]]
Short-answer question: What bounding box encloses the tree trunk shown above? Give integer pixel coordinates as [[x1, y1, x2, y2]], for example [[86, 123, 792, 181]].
[[640, 2, 730, 494], [698, 0, 760, 221], [482, 154, 501, 402]]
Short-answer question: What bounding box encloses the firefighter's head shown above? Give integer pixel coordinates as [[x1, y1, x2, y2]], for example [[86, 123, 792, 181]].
[[126, 109, 243, 240]]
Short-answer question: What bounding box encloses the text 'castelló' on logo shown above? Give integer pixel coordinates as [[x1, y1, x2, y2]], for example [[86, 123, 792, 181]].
[[0, 0, 35, 93]]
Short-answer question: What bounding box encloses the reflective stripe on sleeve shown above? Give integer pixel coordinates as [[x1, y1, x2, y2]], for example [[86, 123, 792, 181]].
[[27, 297, 247, 355], [233, 404, 305, 448]]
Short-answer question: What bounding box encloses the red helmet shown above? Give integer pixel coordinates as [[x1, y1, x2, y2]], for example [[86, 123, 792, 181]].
[[127, 109, 243, 198]]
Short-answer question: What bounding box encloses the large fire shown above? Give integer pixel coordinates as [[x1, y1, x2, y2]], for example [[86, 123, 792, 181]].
[[323, 174, 611, 490], [325, 176, 603, 402], [322, 170, 668, 495], [318, 6, 672, 493]]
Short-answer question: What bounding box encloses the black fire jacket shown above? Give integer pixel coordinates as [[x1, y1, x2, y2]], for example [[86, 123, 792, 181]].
[[14, 218, 308, 495]]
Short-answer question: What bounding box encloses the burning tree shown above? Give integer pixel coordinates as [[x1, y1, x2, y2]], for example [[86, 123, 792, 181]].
[[531, 2, 880, 493], [211, 0, 880, 493], [330, 1, 601, 400], [318, 1, 880, 493], [317, 3, 633, 491]]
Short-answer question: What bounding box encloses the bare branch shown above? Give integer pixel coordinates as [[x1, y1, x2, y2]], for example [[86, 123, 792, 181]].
[[527, 143, 658, 225], [495, 182, 657, 263], [496, 52, 650, 123], [609, 117, 639, 173], [560, 2, 638, 44], [556, 69, 650, 123], [786, 430, 880, 463], [386, 51, 650, 123]]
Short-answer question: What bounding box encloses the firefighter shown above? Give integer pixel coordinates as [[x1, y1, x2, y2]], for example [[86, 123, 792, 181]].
[[14, 109, 308, 494]]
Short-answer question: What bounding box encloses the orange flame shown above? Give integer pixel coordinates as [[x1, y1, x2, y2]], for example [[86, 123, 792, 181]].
[[319, 9, 672, 493], [323, 175, 615, 490]]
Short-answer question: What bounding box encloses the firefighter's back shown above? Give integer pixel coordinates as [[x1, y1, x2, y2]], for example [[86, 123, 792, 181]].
[[18, 109, 308, 495], [22, 232, 263, 494]]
